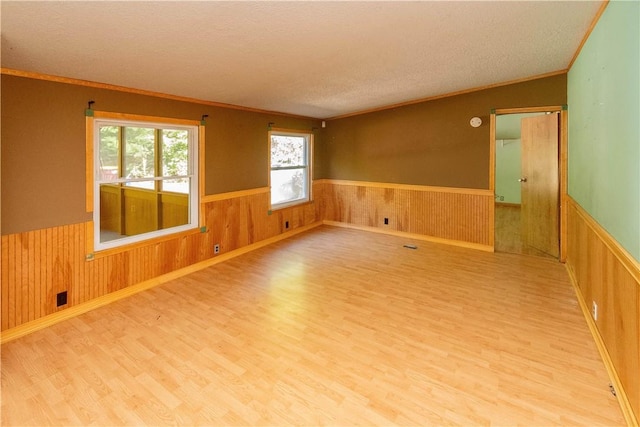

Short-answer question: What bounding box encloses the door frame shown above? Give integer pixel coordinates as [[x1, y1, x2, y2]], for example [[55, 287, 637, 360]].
[[489, 106, 568, 262]]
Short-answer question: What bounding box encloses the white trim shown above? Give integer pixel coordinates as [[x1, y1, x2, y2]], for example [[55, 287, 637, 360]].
[[93, 118, 199, 252], [269, 130, 312, 210]]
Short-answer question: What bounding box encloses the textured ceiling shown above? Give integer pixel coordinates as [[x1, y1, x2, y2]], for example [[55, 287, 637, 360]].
[[1, 1, 602, 119]]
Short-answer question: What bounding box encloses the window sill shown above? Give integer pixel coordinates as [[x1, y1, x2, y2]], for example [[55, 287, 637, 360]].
[[269, 199, 314, 212]]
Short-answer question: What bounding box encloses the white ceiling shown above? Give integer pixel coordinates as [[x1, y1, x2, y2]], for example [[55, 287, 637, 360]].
[[1, 1, 603, 119]]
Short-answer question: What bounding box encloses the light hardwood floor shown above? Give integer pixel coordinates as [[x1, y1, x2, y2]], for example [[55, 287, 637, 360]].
[[494, 204, 555, 258], [1, 226, 624, 426]]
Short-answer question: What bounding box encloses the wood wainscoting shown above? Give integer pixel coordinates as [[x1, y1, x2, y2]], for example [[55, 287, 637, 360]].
[[203, 187, 322, 253], [566, 196, 640, 426], [1, 184, 324, 336], [1, 180, 492, 337], [319, 179, 493, 250]]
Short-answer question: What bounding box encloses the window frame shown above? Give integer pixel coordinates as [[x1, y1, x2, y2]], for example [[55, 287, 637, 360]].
[[268, 129, 313, 210], [87, 111, 201, 254]]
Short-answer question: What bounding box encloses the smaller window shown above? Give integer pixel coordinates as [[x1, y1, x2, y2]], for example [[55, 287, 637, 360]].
[[269, 131, 312, 209]]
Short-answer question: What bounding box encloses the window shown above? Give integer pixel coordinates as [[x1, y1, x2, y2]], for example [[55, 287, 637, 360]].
[[269, 130, 312, 209], [93, 115, 199, 251]]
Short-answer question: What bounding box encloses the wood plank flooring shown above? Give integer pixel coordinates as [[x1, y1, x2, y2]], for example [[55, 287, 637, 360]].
[[1, 226, 624, 426], [495, 204, 554, 258]]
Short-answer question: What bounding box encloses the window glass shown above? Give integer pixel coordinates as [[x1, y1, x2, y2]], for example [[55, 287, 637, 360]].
[[124, 127, 155, 189], [98, 126, 120, 181], [270, 132, 311, 208], [94, 117, 198, 251], [271, 169, 306, 205], [271, 135, 305, 167], [161, 129, 189, 193]]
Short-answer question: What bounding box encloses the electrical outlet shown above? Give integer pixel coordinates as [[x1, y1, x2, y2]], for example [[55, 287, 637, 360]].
[[214, 244, 220, 254], [592, 301, 598, 321], [285, 221, 289, 229], [384, 217, 389, 225]]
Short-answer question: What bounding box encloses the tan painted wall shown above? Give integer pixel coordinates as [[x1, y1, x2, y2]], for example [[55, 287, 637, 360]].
[[1, 73, 565, 234], [323, 74, 567, 189], [0, 74, 322, 235]]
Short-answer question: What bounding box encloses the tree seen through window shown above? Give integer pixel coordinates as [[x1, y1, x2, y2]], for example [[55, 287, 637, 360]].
[[270, 132, 310, 207]]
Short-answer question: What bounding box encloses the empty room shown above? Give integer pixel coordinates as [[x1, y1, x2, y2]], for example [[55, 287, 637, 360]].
[[1, 1, 638, 425]]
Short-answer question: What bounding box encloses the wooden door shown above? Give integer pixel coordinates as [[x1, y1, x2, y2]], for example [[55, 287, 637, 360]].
[[521, 113, 559, 257]]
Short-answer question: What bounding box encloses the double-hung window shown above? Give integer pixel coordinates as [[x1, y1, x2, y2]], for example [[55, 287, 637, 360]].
[[93, 114, 199, 251], [269, 130, 312, 209]]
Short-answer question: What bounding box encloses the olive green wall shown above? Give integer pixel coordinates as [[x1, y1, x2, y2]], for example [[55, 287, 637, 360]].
[[1, 75, 321, 235], [1, 73, 567, 235], [567, 0, 640, 261], [323, 75, 567, 189]]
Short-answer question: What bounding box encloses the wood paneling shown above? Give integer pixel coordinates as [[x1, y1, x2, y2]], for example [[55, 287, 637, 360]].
[[205, 190, 322, 253], [160, 193, 189, 229], [1, 185, 323, 332], [566, 196, 640, 425], [1, 181, 485, 333], [99, 185, 122, 233], [99, 186, 190, 235], [123, 188, 158, 236], [321, 180, 492, 247]]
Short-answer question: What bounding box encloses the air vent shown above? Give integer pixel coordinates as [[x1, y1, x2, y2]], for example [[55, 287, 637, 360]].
[[57, 291, 68, 307]]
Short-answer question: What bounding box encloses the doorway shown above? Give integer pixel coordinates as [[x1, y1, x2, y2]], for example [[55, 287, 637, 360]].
[[491, 107, 566, 259]]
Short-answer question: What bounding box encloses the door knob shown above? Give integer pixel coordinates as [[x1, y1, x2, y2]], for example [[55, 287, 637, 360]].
[[518, 177, 528, 182]]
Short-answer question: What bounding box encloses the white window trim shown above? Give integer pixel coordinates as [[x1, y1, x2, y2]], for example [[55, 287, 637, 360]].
[[93, 116, 199, 252], [269, 129, 312, 210]]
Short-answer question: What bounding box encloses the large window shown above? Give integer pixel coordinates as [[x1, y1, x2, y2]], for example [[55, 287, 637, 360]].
[[93, 115, 199, 251], [269, 130, 312, 209]]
